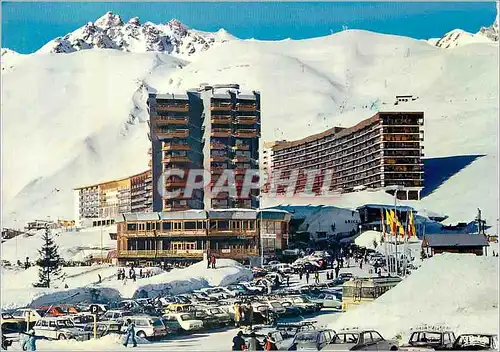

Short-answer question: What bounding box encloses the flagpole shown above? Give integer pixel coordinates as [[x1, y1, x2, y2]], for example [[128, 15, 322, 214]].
[[394, 191, 398, 276]]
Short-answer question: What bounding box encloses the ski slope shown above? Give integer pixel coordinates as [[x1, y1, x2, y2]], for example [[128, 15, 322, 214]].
[[1, 29, 498, 227], [329, 253, 499, 340]]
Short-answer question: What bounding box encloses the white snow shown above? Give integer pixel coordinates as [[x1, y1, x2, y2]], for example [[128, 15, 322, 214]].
[[1, 25, 498, 230], [329, 254, 499, 341], [354, 230, 382, 249], [1, 259, 251, 310]]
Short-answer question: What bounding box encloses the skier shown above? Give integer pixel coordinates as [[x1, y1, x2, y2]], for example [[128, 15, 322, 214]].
[[232, 331, 246, 351], [123, 319, 137, 347]]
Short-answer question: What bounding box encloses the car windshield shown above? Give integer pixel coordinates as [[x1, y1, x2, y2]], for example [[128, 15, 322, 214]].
[[56, 320, 75, 328], [180, 314, 194, 321], [334, 333, 359, 344], [455, 335, 491, 347], [414, 332, 442, 343], [296, 332, 318, 342]]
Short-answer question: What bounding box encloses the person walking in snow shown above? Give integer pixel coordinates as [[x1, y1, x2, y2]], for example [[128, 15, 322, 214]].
[[234, 302, 241, 327], [314, 271, 320, 285], [305, 270, 310, 284], [211, 255, 216, 269], [123, 319, 137, 348], [139, 268, 143, 279], [98, 274, 102, 284], [21, 330, 38, 351]]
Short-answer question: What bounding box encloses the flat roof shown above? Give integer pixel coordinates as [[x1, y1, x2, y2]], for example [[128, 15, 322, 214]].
[[155, 93, 189, 100], [423, 234, 489, 247]]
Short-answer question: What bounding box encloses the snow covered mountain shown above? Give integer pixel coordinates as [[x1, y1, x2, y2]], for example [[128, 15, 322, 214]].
[[36, 12, 235, 60], [432, 2, 499, 48], [1, 25, 498, 228]]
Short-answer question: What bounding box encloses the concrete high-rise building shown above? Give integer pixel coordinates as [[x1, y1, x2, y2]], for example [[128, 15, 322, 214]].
[[147, 84, 261, 211], [268, 112, 424, 200]]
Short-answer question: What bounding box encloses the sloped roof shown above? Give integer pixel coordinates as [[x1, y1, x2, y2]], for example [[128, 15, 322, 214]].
[[423, 234, 489, 247]]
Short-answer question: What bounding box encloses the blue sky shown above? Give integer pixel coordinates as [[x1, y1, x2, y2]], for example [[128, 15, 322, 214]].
[[2, 2, 497, 54]]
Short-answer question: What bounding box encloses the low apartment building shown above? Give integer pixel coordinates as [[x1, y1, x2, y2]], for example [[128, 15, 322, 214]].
[[74, 170, 153, 227], [268, 112, 424, 200], [115, 209, 291, 265]]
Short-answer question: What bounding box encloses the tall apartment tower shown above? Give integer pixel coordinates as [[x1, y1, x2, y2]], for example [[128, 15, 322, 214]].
[[148, 84, 261, 211]]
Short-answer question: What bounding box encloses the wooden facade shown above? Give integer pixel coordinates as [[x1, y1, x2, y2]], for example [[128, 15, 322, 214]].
[[116, 210, 290, 265]]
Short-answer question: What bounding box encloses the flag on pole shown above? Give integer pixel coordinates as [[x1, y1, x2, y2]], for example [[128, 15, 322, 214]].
[[408, 210, 416, 238], [387, 209, 396, 235], [381, 209, 386, 241]]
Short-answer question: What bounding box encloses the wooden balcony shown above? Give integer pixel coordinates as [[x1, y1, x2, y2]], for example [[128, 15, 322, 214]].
[[235, 168, 250, 175], [211, 167, 228, 174], [162, 156, 190, 163], [234, 129, 257, 138], [232, 144, 250, 151], [212, 128, 232, 138], [156, 104, 189, 112], [232, 155, 250, 163], [117, 249, 204, 258], [122, 229, 206, 238], [235, 116, 257, 125], [163, 205, 190, 211], [210, 155, 228, 162], [210, 142, 226, 150], [211, 116, 232, 124], [209, 248, 259, 258], [208, 229, 257, 237], [236, 104, 256, 112], [165, 178, 187, 187], [210, 104, 233, 111], [157, 130, 189, 139], [162, 143, 190, 151], [155, 116, 189, 125]]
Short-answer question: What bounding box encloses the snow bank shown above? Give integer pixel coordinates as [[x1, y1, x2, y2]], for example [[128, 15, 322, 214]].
[[1, 259, 251, 310], [354, 231, 382, 249], [329, 254, 499, 340]]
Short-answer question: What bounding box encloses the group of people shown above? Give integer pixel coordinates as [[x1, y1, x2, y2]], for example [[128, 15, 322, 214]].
[[206, 254, 217, 269], [232, 331, 278, 351], [233, 302, 254, 328]]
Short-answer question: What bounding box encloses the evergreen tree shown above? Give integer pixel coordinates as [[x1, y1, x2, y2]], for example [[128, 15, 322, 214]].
[[33, 226, 62, 288]]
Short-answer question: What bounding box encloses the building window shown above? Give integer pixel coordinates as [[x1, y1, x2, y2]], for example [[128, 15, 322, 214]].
[[218, 221, 229, 230], [163, 222, 171, 230]]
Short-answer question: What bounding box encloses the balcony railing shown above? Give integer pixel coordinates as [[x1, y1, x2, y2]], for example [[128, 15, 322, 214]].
[[232, 155, 250, 163], [211, 116, 232, 124], [155, 116, 189, 125], [212, 128, 232, 138], [210, 155, 228, 162], [234, 129, 258, 138], [236, 104, 257, 112], [122, 229, 206, 237], [209, 248, 259, 258], [157, 130, 189, 139], [208, 229, 256, 236], [210, 104, 233, 111], [163, 205, 190, 211], [162, 143, 190, 151], [162, 156, 190, 163], [156, 104, 189, 112], [210, 142, 226, 150], [233, 144, 250, 151], [117, 249, 203, 258], [235, 116, 258, 125], [165, 179, 187, 187]]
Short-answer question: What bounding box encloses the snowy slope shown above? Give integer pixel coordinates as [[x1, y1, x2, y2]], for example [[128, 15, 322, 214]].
[[329, 254, 499, 340], [36, 12, 235, 60], [2, 29, 498, 227]]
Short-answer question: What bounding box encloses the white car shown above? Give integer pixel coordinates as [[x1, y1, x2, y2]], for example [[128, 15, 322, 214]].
[[11, 308, 43, 324], [276, 264, 294, 275], [163, 313, 203, 332], [199, 287, 229, 300], [120, 315, 168, 339], [101, 310, 134, 323], [33, 317, 91, 341]]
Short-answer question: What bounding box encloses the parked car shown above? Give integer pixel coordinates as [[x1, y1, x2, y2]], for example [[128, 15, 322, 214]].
[[245, 329, 294, 351], [198, 306, 231, 327], [83, 321, 122, 338], [33, 317, 91, 341], [402, 330, 456, 350], [276, 321, 317, 339], [199, 288, 229, 300], [338, 273, 354, 280], [1, 314, 24, 339], [325, 330, 399, 351], [120, 315, 168, 340], [56, 305, 80, 315], [163, 313, 203, 333], [290, 329, 336, 350], [35, 306, 66, 317], [290, 296, 322, 313], [101, 310, 134, 323], [452, 334, 498, 350], [66, 313, 95, 329], [306, 293, 342, 309], [280, 301, 303, 317], [10, 308, 43, 328]]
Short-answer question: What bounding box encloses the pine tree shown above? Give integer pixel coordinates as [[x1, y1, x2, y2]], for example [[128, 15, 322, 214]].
[[34, 226, 62, 288]]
